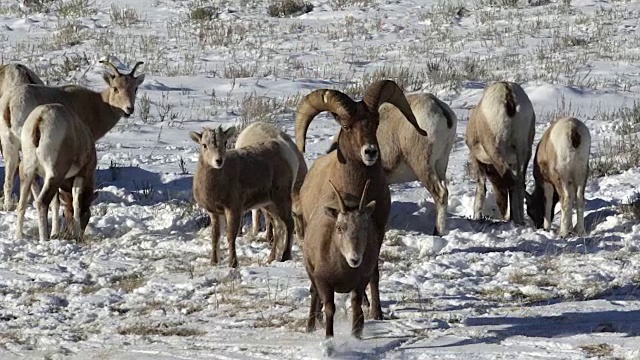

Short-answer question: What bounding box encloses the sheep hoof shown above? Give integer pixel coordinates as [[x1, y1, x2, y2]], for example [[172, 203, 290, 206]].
[[351, 329, 363, 339], [280, 250, 292, 262], [370, 309, 383, 320]]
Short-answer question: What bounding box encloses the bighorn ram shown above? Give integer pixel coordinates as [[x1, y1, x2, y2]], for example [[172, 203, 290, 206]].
[[296, 80, 427, 321], [326, 93, 457, 236], [305, 180, 378, 338], [0, 60, 145, 211], [526, 117, 591, 237], [465, 81, 535, 224], [15, 104, 97, 241], [190, 124, 298, 268], [235, 122, 308, 244]]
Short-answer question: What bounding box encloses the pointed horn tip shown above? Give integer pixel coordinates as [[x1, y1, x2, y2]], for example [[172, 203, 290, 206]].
[[359, 179, 372, 210]]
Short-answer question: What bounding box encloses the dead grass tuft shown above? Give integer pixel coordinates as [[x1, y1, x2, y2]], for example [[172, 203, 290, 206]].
[[118, 323, 206, 337]]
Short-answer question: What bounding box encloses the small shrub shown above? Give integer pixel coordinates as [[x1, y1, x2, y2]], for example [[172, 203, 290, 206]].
[[110, 4, 141, 27], [190, 6, 218, 21], [267, 0, 313, 17], [118, 323, 205, 337], [590, 135, 640, 178], [618, 193, 640, 220]]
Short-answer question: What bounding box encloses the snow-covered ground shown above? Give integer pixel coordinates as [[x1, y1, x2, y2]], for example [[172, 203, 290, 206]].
[[1, 0, 640, 358]]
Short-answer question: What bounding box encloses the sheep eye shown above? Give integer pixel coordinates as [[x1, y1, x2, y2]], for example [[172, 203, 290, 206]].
[[113, 87, 119, 94], [342, 125, 350, 130], [202, 143, 207, 149]]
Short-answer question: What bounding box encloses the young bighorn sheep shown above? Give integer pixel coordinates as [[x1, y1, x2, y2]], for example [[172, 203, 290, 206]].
[[305, 180, 378, 338], [190, 125, 297, 268], [0, 63, 44, 97], [15, 104, 97, 241], [296, 80, 427, 320], [234, 122, 308, 244], [526, 117, 591, 237], [325, 93, 457, 236], [0, 60, 145, 211], [465, 81, 535, 224]]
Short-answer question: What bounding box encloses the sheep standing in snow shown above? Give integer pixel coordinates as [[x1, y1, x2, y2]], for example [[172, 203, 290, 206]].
[[526, 117, 591, 237], [466, 81, 535, 224], [15, 104, 97, 241], [235, 122, 307, 245], [190, 125, 297, 268], [304, 180, 378, 338], [296, 80, 427, 321], [325, 92, 457, 236], [0, 60, 145, 211]]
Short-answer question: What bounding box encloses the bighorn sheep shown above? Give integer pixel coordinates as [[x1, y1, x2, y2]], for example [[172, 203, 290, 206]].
[[0, 63, 44, 97], [326, 93, 457, 236], [15, 104, 97, 241], [190, 125, 297, 268], [465, 81, 535, 224], [296, 80, 427, 321], [0, 60, 145, 211], [526, 117, 591, 237], [305, 180, 378, 338], [234, 122, 308, 244]]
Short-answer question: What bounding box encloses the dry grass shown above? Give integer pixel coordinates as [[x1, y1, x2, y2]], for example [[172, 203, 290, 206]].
[[118, 323, 206, 337], [267, 0, 313, 17], [618, 193, 640, 220], [579, 343, 614, 358], [111, 273, 147, 293]]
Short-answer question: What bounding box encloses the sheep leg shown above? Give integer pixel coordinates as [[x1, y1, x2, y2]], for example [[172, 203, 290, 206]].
[[251, 209, 261, 236], [543, 182, 555, 232], [351, 287, 365, 339], [574, 182, 586, 236], [559, 183, 574, 238], [472, 160, 487, 220], [2, 141, 19, 211], [36, 177, 61, 241], [293, 211, 305, 245], [368, 264, 383, 320], [224, 208, 241, 268], [15, 166, 36, 240], [279, 208, 294, 262], [71, 177, 85, 241], [318, 284, 335, 338], [307, 283, 320, 333], [209, 212, 220, 266], [418, 168, 448, 236], [50, 192, 61, 238], [265, 212, 275, 245]]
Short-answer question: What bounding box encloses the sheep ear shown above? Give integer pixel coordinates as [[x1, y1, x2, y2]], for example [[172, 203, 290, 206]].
[[224, 126, 237, 138], [324, 206, 339, 220], [102, 72, 115, 85], [189, 131, 202, 144], [135, 73, 146, 86], [364, 200, 376, 215]]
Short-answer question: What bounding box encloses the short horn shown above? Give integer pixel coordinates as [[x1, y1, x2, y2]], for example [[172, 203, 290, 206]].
[[363, 80, 427, 137], [358, 179, 371, 211], [295, 89, 357, 152], [99, 60, 121, 75], [129, 61, 144, 76], [328, 180, 347, 213]]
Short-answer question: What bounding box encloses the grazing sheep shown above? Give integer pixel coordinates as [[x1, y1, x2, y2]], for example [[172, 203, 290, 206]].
[[190, 125, 297, 268], [0, 63, 44, 98], [326, 93, 457, 236], [526, 117, 591, 237], [296, 80, 427, 320], [15, 104, 97, 241], [0, 60, 145, 211], [465, 81, 535, 224], [234, 122, 308, 245], [305, 180, 378, 338]]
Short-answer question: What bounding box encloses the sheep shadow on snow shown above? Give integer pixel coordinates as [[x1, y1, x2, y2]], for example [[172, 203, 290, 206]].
[[406, 307, 640, 351]]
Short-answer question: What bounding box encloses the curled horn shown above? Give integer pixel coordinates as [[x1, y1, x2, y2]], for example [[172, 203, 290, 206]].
[[358, 179, 371, 211], [295, 89, 357, 152], [99, 60, 121, 75], [328, 180, 347, 213], [363, 80, 428, 137], [129, 61, 144, 76]]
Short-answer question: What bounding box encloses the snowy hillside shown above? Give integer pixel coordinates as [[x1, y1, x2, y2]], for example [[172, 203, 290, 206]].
[[1, 0, 640, 358]]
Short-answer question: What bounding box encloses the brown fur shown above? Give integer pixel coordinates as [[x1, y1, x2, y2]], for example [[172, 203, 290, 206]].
[[570, 126, 581, 149], [297, 80, 426, 331], [504, 84, 517, 117], [304, 183, 378, 338], [31, 116, 43, 147], [192, 129, 296, 268], [3, 106, 9, 128]]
